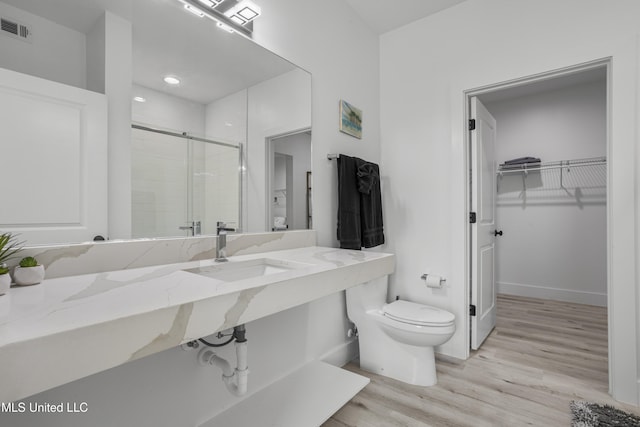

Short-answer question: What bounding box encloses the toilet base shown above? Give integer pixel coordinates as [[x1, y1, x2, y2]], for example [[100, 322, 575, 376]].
[[357, 324, 438, 386]]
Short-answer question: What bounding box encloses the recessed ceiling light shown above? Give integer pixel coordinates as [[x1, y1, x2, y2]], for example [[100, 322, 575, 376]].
[[133, 96, 147, 103], [163, 76, 181, 85]]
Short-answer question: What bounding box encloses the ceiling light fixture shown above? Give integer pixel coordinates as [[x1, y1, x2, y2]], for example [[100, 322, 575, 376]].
[[177, 0, 259, 36], [163, 76, 181, 85], [133, 96, 147, 103], [223, 0, 261, 25]]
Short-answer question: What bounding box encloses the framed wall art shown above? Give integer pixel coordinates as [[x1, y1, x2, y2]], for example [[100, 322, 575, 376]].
[[339, 99, 362, 139]]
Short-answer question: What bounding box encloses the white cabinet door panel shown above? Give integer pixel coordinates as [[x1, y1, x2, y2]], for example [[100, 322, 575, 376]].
[[0, 68, 107, 245]]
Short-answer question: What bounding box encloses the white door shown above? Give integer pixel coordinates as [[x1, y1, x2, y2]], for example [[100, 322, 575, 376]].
[[0, 68, 107, 245], [470, 96, 498, 350]]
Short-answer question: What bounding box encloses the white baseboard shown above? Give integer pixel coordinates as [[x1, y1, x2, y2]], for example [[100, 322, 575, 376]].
[[497, 281, 607, 307]]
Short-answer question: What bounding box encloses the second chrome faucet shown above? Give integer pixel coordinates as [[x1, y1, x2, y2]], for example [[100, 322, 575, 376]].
[[215, 221, 236, 262]]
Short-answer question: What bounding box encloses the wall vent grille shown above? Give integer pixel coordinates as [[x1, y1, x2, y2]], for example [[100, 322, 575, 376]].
[[0, 17, 32, 43]]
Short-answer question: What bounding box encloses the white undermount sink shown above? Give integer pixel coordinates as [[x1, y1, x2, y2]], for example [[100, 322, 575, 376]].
[[184, 258, 312, 282]]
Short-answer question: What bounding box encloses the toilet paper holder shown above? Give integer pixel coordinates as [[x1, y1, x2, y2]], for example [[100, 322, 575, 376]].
[[420, 273, 446, 288]]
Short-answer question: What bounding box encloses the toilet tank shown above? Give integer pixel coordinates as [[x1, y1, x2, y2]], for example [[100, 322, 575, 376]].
[[346, 276, 388, 321]]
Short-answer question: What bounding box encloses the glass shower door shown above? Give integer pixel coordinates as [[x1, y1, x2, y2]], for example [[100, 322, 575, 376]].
[[131, 127, 189, 238], [131, 126, 241, 239]]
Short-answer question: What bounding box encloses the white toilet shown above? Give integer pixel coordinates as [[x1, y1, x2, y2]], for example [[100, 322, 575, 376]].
[[346, 276, 455, 386]]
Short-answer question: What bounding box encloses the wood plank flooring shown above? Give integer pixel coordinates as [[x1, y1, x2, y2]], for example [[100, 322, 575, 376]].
[[323, 294, 640, 426]]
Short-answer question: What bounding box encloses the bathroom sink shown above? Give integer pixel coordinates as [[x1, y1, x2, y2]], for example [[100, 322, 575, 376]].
[[184, 258, 312, 282]]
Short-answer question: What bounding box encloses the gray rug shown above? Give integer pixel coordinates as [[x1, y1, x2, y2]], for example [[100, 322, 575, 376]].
[[571, 401, 640, 426]]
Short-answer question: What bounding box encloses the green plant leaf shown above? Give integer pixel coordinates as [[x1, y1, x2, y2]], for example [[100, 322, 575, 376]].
[[0, 232, 25, 265]]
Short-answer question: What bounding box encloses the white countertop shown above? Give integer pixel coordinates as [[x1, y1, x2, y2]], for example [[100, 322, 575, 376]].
[[0, 246, 394, 402]]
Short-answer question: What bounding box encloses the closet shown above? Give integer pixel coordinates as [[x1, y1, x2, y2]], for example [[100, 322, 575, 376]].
[[479, 67, 607, 307]]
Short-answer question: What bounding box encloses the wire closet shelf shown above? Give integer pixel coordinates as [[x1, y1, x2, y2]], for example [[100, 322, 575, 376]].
[[497, 156, 607, 176]]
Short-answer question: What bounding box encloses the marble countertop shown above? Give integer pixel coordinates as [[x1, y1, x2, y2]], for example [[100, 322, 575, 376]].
[[0, 246, 394, 403]]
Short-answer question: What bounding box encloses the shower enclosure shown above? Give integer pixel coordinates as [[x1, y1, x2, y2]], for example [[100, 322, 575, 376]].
[[131, 124, 242, 238]]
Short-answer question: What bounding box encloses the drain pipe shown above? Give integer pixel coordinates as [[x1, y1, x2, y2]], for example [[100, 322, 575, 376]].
[[198, 325, 249, 396]]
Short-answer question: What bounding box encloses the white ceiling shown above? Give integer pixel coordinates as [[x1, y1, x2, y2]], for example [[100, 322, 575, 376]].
[[345, 0, 468, 34], [3, 0, 297, 104]]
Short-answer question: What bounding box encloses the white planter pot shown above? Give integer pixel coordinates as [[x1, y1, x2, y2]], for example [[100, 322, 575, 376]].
[[0, 273, 10, 295], [13, 265, 45, 286]]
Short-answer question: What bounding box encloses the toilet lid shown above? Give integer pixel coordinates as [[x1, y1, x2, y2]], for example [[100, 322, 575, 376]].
[[382, 300, 455, 326]]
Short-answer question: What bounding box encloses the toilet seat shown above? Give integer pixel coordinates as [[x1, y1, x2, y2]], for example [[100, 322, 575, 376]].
[[382, 300, 455, 327]]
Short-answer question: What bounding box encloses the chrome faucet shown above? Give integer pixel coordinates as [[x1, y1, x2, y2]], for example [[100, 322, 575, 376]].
[[215, 221, 236, 262]]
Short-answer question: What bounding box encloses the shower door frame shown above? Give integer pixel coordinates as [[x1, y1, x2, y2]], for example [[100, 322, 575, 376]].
[[131, 123, 244, 236]]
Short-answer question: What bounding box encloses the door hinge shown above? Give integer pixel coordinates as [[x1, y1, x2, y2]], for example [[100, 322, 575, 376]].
[[469, 212, 477, 223], [470, 305, 477, 316], [469, 119, 476, 130]]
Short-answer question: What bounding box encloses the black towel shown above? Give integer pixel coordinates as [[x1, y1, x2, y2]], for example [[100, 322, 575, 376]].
[[358, 160, 384, 248], [337, 155, 361, 249], [337, 155, 385, 249]]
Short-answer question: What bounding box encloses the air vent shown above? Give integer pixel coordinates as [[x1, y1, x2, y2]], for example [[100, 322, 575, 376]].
[[1, 17, 32, 43]]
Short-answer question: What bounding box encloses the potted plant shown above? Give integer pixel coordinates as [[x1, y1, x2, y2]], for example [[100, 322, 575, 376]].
[[0, 232, 24, 294], [13, 256, 45, 286]]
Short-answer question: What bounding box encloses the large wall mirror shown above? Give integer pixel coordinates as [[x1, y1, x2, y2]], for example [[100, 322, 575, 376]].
[[0, 0, 311, 246]]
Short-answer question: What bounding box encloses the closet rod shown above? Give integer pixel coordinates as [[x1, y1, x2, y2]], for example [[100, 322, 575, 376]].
[[497, 156, 606, 176]]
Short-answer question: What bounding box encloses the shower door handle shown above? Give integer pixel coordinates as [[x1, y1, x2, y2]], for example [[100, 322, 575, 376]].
[[179, 221, 201, 236]]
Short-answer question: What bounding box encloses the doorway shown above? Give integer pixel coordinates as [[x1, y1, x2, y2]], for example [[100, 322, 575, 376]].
[[466, 61, 609, 376], [265, 129, 312, 231]]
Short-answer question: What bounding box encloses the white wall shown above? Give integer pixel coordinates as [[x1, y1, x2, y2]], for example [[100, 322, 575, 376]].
[[0, 1, 86, 89], [380, 0, 639, 404], [132, 84, 206, 135], [487, 81, 607, 306], [102, 12, 133, 240], [205, 90, 247, 145]]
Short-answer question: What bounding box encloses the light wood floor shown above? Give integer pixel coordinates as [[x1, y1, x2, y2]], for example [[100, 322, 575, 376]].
[[323, 294, 640, 426]]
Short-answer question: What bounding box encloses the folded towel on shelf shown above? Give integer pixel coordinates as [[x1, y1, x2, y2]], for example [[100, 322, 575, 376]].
[[501, 156, 541, 166], [500, 157, 541, 169]]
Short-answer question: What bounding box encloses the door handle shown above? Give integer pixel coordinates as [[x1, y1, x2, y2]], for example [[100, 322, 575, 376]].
[[179, 221, 202, 236], [494, 230, 503, 236]]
